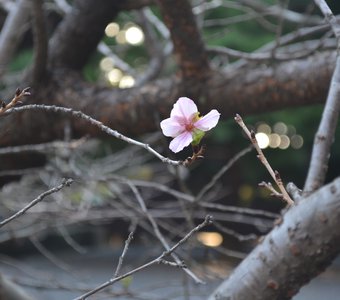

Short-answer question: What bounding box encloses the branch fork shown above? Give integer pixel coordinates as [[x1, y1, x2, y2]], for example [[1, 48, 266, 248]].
[[235, 114, 294, 206]]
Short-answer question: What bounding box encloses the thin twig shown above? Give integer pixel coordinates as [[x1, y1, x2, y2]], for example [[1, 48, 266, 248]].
[[3, 104, 183, 166], [196, 146, 252, 202], [235, 114, 294, 206], [200, 201, 278, 218], [0, 87, 31, 115], [113, 231, 134, 278], [258, 181, 282, 198], [0, 178, 73, 228], [158, 259, 186, 268], [29, 236, 76, 274], [56, 225, 87, 254], [314, 0, 340, 40], [125, 181, 204, 284], [0, 138, 86, 155], [73, 215, 212, 300]]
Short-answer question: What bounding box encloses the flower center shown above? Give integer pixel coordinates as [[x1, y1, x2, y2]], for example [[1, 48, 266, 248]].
[[185, 123, 195, 131]]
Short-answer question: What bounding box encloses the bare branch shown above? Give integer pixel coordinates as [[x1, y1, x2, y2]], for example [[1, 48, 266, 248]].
[[156, 0, 210, 81], [134, 9, 169, 86], [30, 0, 48, 85], [235, 114, 294, 206], [304, 1, 340, 194], [0, 87, 31, 115], [195, 146, 252, 202], [209, 176, 340, 300], [29, 235, 76, 274], [0, 138, 86, 155], [125, 180, 204, 283], [0, 178, 73, 228], [314, 0, 340, 40], [73, 215, 212, 300], [3, 104, 183, 166], [113, 231, 134, 277]]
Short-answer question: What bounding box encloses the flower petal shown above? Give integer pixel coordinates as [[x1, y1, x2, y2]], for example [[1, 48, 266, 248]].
[[169, 131, 193, 153], [194, 109, 220, 131], [170, 97, 198, 120], [160, 118, 184, 137]]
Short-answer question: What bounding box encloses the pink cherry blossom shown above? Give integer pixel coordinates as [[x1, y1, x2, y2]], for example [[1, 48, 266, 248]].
[[160, 97, 220, 153]]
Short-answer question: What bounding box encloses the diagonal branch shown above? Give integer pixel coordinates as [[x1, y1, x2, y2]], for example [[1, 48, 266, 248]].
[[49, 0, 119, 69], [73, 215, 211, 300], [209, 176, 340, 300], [304, 0, 340, 194], [0, 178, 73, 228]]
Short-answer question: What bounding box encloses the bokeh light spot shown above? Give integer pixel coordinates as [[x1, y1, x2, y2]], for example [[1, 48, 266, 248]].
[[257, 123, 271, 134], [255, 132, 269, 149], [291, 135, 304, 149], [116, 31, 127, 44], [238, 184, 254, 202], [107, 68, 123, 85], [125, 26, 144, 45], [269, 133, 281, 148], [197, 232, 223, 247], [119, 75, 135, 88], [279, 135, 290, 149], [100, 57, 114, 72], [105, 22, 120, 37], [273, 122, 288, 135]]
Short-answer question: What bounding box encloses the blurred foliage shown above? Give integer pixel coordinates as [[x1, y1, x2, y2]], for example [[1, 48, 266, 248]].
[[9, 49, 33, 71]]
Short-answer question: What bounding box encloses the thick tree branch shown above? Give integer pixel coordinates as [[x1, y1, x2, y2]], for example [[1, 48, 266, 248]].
[[0, 50, 335, 147], [156, 0, 210, 82], [209, 176, 340, 300], [49, 0, 119, 69], [30, 0, 48, 86]]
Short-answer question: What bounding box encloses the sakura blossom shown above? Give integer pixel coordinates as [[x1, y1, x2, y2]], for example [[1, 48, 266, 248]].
[[160, 97, 220, 153]]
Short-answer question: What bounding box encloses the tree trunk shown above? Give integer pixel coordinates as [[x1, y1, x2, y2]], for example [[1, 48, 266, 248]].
[[209, 177, 340, 300]]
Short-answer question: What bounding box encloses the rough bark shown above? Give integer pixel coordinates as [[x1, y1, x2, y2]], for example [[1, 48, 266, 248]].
[[0, 50, 334, 147], [156, 0, 210, 82], [209, 176, 340, 300]]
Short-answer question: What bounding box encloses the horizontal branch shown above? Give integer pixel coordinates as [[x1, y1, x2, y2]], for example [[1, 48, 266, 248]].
[[0, 50, 335, 147], [3, 104, 183, 166]]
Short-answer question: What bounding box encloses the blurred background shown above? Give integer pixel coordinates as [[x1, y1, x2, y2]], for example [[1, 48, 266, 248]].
[[0, 0, 339, 299]]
